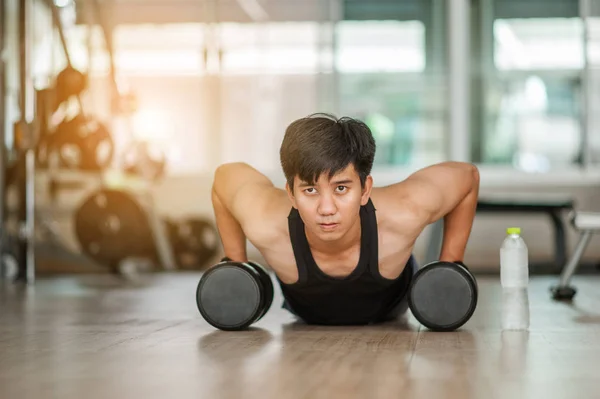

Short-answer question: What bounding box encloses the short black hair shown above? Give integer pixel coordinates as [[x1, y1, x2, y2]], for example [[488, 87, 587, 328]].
[[279, 113, 376, 193]]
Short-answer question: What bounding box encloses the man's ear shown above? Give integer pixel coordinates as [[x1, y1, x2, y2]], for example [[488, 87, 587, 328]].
[[360, 175, 373, 206], [285, 181, 298, 209]]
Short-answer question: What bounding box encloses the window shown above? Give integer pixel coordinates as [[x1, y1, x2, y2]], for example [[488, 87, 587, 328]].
[[494, 18, 584, 70], [587, 17, 600, 163], [474, 16, 584, 170], [218, 22, 323, 75], [335, 19, 446, 167], [335, 21, 425, 73], [113, 24, 206, 76]]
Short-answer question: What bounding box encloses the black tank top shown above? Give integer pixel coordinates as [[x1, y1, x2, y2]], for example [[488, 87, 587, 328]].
[[277, 198, 412, 325]]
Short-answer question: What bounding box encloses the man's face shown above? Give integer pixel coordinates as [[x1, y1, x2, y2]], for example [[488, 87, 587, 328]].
[[286, 164, 373, 242]]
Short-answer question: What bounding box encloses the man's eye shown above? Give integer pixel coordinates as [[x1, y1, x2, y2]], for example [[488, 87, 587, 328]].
[[304, 188, 316, 194], [336, 186, 347, 193]]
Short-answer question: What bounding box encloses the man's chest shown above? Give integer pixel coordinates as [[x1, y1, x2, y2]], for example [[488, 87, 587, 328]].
[[262, 218, 416, 284]]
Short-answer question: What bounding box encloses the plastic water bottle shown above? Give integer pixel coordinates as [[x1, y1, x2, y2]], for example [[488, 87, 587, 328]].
[[500, 227, 529, 288], [500, 227, 530, 330]]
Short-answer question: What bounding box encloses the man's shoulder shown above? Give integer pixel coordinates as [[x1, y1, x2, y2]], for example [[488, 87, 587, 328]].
[[240, 185, 291, 243], [370, 184, 411, 212], [370, 185, 428, 233]]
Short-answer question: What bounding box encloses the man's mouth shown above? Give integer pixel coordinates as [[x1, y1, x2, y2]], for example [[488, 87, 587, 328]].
[[319, 223, 338, 230]]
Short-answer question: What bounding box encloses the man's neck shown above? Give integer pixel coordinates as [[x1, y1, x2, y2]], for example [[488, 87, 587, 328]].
[[304, 216, 362, 258]]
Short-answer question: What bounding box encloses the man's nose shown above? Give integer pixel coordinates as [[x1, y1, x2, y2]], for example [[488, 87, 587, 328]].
[[317, 193, 337, 216]]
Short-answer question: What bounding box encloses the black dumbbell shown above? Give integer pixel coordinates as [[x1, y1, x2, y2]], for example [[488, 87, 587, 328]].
[[247, 261, 274, 322], [408, 261, 478, 332], [196, 259, 274, 331]]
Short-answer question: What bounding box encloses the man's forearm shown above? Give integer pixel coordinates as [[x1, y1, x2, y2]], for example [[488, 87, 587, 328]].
[[439, 171, 480, 263], [211, 186, 248, 262]]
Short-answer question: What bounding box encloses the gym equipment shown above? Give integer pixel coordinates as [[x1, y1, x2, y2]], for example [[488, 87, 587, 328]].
[[74, 189, 155, 269], [247, 261, 274, 321], [408, 261, 478, 332], [11, 0, 37, 283], [48, 0, 85, 108], [77, 120, 115, 171], [4, 161, 18, 187], [57, 116, 83, 168], [35, 133, 52, 169], [54, 115, 115, 171], [122, 141, 167, 181], [55, 115, 86, 168], [551, 211, 600, 300], [166, 217, 218, 270], [55, 66, 87, 105], [34, 88, 61, 169], [425, 197, 574, 273], [196, 259, 274, 330]]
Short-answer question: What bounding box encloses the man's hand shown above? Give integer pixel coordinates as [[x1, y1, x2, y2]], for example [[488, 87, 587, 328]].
[[399, 162, 480, 262]]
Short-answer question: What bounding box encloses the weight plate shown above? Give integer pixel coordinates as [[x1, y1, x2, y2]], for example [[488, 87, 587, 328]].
[[54, 116, 114, 171], [408, 262, 478, 332], [55, 114, 86, 141], [78, 121, 115, 171], [55, 115, 86, 169], [170, 218, 218, 270], [74, 189, 154, 267]]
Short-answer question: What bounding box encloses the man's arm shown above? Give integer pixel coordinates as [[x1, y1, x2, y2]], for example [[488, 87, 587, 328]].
[[387, 162, 480, 262], [211, 162, 277, 262]]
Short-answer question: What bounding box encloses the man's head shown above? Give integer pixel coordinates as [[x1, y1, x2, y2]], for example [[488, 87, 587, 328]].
[[280, 113, 376, 242]]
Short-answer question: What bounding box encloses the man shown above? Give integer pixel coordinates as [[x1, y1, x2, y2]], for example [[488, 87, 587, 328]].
[[211, 114, 480, 325]]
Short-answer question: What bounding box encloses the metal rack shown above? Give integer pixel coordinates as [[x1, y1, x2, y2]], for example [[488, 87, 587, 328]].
[[0, 0, 179, 283]]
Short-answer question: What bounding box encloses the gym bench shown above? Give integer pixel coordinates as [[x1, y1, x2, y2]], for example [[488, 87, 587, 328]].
[[425, 195, 575, 272], [551, 211, 600, 300]]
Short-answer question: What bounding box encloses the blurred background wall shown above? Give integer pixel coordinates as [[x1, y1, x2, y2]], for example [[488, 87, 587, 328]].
[[2, 0, 600, 272]]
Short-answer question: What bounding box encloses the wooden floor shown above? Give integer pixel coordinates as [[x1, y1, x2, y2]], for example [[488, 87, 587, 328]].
[[2, 272, 600, 399]]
